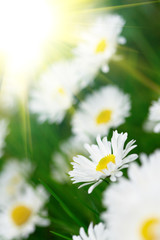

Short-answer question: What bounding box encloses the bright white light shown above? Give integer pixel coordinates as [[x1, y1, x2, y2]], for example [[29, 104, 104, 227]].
[[0, 0, 59, 80], [0, 0, 92, 102]]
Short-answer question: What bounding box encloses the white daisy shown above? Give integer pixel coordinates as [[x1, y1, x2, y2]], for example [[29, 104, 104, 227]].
[[102, 149, 160, 240], [0, 159, 33, 203], [73, 14, 126, 77], [144, 98, 160, 133], [69, 130, 138, 194], [51, 136, 87, 183], [72, 85, 131, 141], [0, 184, 49, 240], [72, 222, 108, 240], [0, 118, 9, 157], [29, 60, 81, 123]]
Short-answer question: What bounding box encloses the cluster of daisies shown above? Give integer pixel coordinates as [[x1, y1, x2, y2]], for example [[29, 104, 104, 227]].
[[0, 158, 50, 239], [72, 150, 160, 240], [0, 11, 159, 240], [31, 13, 160, 239], [29, 14, 126, 124], [0, 116, 50, 240], [0, 13, 158, 135], [28, 13, 160, 141]]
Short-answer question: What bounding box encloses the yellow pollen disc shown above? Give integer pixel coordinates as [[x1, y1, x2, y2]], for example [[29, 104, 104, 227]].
[[96, 109, 112, 125], [11, 205, 32, 226], [11, 175, 21, 184], [96, 154, 115, 172], [58, 87, 65, 95], [95, 39, 107, 53], [141, 218, 160, 240]]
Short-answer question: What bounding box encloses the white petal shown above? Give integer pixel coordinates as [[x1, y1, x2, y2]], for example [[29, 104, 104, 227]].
[[88, 180, 103, 194]]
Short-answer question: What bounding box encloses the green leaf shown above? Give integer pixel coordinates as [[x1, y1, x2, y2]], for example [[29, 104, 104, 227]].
[[50, 231, 72, 240], [39, 179, 86, 228]]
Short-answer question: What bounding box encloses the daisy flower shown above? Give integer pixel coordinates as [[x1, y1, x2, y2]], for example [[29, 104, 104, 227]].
[[73, 14, 126, 77], [144, 98, 160, 133], [72, 222, 108, 240], [0, 118, 9, 157], [72, 85, 131, 141], [0, 159, 33, 203], [51, 136, 86, 183], [30, 60, 81, 123], [69, 130, 138, 194], [0, 184, 49, 240], [102, 149, 160, 240]]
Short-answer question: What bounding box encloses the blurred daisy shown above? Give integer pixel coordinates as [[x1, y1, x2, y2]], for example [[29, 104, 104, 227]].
[[102, 149, 160, 240], [69, 130, 137, 194], [51, 136, 86, 183], [72, 86, 130, 141], [0, 184, 49, 240], [73, 14, 126, 76], [0, 159, 33, 202], [0, 118, 9, 157], [30, 60, 81, 123], [144, 98, 160, 133], [72, 222, 108, 240], [51, 151, 70, 183]]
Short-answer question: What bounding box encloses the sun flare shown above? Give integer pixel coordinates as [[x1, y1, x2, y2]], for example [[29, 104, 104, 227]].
[[0, 0, 61, 73]]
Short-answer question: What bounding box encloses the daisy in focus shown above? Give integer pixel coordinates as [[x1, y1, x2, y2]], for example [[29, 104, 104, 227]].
[[0, 184, 49, 240], [144, 98, 160, 133], [73, 14, 126, 76], [102, 149, 160, 240], [72, 222, 108, 240], [0, 159, 33, 203], [0, 118, 9, 157], [30, 60, 81, 123], [69, 130, 137, 194], [72, 85, 130, 141]]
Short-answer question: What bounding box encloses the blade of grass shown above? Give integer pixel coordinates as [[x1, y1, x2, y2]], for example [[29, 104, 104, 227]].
[[117, 60, 160, 94], [50, 231, 72, 240], [50, 217, 75, 233], [40, 179, 86, 228], [78, 0, 160, 13]]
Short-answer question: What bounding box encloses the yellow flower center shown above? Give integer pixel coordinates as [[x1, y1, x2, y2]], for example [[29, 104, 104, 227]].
[[96, 154, 115, 172], [58, 87, 65, 95], [95, 39, 107, 53], [11, 205, 32, 226], [141, 218, 160, 240], [96, 109, 112, 125]]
